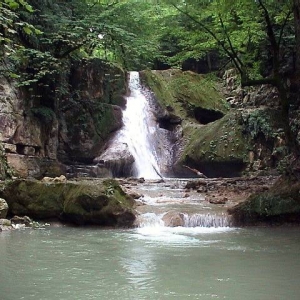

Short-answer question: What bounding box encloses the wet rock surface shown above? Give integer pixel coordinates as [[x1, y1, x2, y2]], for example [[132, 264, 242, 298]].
[[162, 211, 185, 227], [93, 141, 135, 177]]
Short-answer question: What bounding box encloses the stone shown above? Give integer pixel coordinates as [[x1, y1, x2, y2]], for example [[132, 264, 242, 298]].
[[41, 175, 67, 183], [6, 154, 66, 179], [128, 191, 143, 199], [0, 219, 12, 231], [11, 215, 32, 226], [3, 143, 17, 154], [94, 142, 134, 177], [228, 177, 300, 226], [0, 219, 11, 226], [162, 211, 184, 227], [209, 197, 228, 205], [23, 146, 35, 156], [0, 198, 8, 219]]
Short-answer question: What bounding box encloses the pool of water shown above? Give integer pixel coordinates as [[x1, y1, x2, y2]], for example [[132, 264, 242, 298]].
[[1, 226, 300, 300]]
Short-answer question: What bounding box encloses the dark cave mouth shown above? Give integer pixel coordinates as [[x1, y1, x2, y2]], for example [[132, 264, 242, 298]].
[[194, 107, 224, 124]]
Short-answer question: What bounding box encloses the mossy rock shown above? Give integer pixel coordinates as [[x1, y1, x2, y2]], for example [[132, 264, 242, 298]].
[[140, 69, 228, 124], [0, 179, 136, 227], [176, 111, 249, 177], [177, 108, 286, 177], [141, 70, 286, 177], [228, 177, 300, 225]]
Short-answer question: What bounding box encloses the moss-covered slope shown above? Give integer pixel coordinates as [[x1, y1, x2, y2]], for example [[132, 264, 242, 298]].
[[140, 69, 228, 124]]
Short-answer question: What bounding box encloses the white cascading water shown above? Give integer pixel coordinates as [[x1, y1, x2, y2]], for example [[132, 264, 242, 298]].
[[122, 72, 161, 179], [182, 213, 232, 227]]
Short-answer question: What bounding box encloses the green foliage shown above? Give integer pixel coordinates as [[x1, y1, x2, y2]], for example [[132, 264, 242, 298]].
[[242, 109, 287, 143], [243, 110, 274, 140], [162, 0, 294, 80], [0, 0, 39, 58], [14, 48, 61, 86]]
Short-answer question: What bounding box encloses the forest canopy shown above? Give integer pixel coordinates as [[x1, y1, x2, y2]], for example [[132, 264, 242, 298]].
[[0, 0, 297, 75]]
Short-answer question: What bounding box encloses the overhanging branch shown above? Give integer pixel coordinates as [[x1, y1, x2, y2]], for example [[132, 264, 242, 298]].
[[171, 4, 244, 76]]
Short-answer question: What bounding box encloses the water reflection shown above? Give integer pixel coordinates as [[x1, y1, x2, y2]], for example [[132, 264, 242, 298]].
[[1, 227, 300, 300]]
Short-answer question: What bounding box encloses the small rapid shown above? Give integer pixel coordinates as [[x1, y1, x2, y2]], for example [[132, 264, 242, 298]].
[[132, 178, 234, 244], [134, 212, 233, 245], [136, 212, 232, 228]]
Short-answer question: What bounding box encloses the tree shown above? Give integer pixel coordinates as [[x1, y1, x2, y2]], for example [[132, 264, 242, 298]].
[[294, 0, 300, 76], [163, 0, 297, 151], [0, 0, 41, 77]]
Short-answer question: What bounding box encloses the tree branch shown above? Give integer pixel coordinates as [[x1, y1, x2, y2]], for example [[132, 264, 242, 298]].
[[241, 77, 277, 87], [278, 9, 292, 48], [171, 4, 244, 75], [56, 40, 87, 58], [257, 0, 279, 58], [218, 14, 245, 72]]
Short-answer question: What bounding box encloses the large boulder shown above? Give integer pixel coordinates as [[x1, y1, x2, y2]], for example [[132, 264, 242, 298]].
[[228, 176, 300, 225], [140, 69, 232, 177], [175, 107, 286, 178], [141, 69, 288, 178], [0, 179, 136, 227], [6, 154, 65, 179], [94, 141, 135, 177], [0, 198, 8, 219]]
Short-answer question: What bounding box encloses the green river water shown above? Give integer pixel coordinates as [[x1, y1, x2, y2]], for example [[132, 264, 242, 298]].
[[1, 225, 300, 300]]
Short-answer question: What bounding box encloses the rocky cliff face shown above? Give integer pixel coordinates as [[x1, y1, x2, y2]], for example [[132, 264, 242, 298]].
[[0, 59, 126, 178], [141, 69, 289, 178], [58, 59, 126, 164]]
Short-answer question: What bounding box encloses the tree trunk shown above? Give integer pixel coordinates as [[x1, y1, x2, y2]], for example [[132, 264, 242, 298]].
[[275, 79, 295, 150], [294, 0, 300, 75]]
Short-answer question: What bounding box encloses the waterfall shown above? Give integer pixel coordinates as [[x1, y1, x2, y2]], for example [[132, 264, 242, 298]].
[[96, 71, 177, 178], [122, 72, 161, 179]]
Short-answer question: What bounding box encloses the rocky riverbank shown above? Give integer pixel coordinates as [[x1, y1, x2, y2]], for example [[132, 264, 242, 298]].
[[1, 173, 300, 230]]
